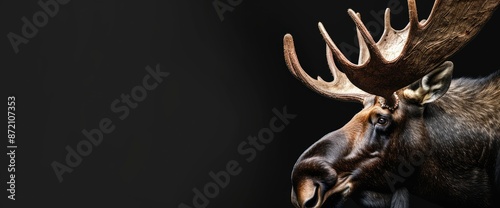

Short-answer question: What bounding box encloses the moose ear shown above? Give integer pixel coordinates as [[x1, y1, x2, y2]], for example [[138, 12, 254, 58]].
[[403, 61, 453, 104]]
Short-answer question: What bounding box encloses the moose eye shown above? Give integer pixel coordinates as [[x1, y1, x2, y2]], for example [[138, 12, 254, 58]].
[[377, 117, 388, 125]]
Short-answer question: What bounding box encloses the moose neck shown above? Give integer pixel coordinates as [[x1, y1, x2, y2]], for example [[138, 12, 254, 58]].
[[415, 72, 500, 206], [425, 72, 500, 152]]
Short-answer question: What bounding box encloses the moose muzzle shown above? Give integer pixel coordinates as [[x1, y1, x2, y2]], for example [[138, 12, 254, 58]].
[[291, 130, 354, 208]]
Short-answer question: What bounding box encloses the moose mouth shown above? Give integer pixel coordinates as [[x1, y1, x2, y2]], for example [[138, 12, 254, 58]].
[[322, 175, 353, 208], [294, 175, 353, 208]]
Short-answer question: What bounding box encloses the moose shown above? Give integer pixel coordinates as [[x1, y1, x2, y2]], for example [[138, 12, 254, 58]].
[[283, 0, 500, 207]]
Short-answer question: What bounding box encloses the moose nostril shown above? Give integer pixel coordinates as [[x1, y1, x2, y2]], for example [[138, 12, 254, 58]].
[[292, 159, 338, 208], [303, 184, 320, 208]]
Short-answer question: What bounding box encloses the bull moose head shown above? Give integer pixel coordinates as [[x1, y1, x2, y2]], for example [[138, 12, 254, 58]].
[[284, 0, 500, 207]]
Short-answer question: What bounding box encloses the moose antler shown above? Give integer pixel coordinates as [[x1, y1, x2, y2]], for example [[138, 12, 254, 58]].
[[284, 34, 370, 103], [284, 0, 500, 100]]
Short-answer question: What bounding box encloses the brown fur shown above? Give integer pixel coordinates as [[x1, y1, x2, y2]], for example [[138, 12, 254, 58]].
[[291, 71, 500, 208]]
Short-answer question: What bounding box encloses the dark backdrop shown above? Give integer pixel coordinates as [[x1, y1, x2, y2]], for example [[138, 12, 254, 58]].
[[2, 0, 499, 207]]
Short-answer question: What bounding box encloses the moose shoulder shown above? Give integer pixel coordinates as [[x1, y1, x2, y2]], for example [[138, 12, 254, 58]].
[[283, 0, 500, 207]]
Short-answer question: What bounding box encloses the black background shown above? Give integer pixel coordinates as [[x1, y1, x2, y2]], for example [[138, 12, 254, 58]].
[[2, 0, 499, 207]]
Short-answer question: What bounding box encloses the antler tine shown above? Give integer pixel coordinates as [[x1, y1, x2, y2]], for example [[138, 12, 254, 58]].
[[320, 0, 500, 99], [283, 34, 369, 103], [355, 12, 370, 65], [407, 0, 420, 28], [318, 22, 358, 69], [346, 9, 384, 63]]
